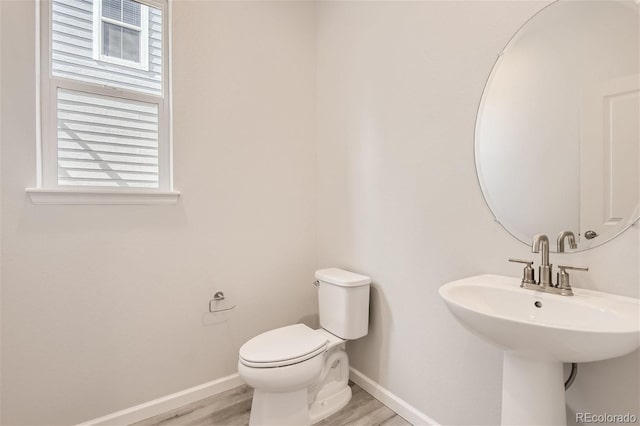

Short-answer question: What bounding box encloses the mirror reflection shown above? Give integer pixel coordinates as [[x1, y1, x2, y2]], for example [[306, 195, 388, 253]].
[[475, 0, 639, 252]]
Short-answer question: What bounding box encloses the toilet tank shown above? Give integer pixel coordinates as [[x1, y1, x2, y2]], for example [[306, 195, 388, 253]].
[[315, 268, 371, 340]]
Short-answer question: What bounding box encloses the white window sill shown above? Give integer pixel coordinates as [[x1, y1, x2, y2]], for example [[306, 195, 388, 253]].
[[25, 188, 181, 205]]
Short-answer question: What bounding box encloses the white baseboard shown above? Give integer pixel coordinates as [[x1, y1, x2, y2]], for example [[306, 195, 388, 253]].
[[349, 367, 439, 426], [77, 367, 435, 426], [76, 373, 244, 426]]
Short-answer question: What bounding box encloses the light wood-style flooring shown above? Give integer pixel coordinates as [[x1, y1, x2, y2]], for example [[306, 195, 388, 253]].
[[131, 382, 412, 426]]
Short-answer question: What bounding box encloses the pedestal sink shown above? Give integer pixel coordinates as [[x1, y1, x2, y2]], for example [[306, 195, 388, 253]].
[[439, 274, 640, 426]]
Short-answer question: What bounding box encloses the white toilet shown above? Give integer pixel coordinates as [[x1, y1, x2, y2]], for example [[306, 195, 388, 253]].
[[238, 268, 371, 426]]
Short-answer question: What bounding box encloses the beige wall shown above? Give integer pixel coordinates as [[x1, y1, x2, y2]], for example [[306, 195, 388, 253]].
[[1, 1, 317, 424], [315, 1, 639, 425]]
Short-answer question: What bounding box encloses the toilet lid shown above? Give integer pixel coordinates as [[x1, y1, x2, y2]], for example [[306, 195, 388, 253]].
[[239, 324, 328, 368]]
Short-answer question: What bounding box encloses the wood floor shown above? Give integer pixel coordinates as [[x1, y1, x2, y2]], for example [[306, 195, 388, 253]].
[[131, 382, 412, 426]]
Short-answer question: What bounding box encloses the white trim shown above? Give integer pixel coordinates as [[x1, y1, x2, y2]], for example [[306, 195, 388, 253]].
[[102, 15, 144, 32], [167, 0, 173, 189], [76, 373, 244, 426], [349, 367, 440, 426], [35, 0, 43, 187], [40, 0, 172, 195], [26, 187, 181, 205], [92, 0, 100, 62], [49, 76, 162, 106], [41, 0, 56, 188], [71, 368, 435, 425]]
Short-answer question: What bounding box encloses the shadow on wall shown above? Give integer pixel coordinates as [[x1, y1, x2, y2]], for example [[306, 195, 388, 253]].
[[200, 310, 243, 372], [565, 349, 640, 426], [346, 283, 392, 383], [299, 313, 320, 330]]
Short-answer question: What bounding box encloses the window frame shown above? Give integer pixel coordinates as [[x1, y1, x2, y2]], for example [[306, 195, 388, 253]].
[[32, 0, 177, 203], [92, 0, 151, 71]]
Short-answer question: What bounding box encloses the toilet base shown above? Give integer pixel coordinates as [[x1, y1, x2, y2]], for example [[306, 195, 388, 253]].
[[247, 346, 352, 426], [249, 388, 310, 426], [309, 384, 352, 424], [242, 330, 353, 426], [248, 382, 352, 426]]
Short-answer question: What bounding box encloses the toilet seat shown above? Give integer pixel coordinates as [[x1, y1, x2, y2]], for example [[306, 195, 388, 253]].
[[239, 324, 328, 368]]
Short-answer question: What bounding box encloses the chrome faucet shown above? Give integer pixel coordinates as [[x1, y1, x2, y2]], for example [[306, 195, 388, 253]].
[[508, 233, 589, 297], [532, 234, 552, 287], [557, 231, 577, 252]]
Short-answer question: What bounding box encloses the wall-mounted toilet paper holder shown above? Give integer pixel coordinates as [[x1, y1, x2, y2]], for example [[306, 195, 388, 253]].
[[209, 291, 236, 313]]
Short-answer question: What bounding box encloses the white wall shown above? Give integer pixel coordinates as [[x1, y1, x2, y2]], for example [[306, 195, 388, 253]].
[[0, 1, 317, 424], [315, 1, 639, 425], [2, 1, 639, 425]]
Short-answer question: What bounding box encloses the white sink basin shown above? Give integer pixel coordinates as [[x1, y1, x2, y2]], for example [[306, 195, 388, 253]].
[[439, 274, 640, 425], [439, 274, 640, 362]]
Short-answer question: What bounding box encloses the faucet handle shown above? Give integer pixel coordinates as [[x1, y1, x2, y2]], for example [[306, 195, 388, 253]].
[[556, 265, 589, 296], [508, 258, 533, 265], [557, 265, 589, 272], [508, 258, 536, 285]]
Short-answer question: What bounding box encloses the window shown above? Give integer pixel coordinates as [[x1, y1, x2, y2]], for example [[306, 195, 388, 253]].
[[32, 0, 176, 203], [93, 0, 150, 70]]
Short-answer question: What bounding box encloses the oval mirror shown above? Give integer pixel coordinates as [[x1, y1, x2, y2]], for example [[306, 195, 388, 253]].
[[475, 0, 639, 252]]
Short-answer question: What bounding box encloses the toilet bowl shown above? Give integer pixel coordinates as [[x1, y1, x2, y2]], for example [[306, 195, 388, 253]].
[[238, 268, 371, 426], [238, 324, 328, 393], [238, 325, 350, 425]]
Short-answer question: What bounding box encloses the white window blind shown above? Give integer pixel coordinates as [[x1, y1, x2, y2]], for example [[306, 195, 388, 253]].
[[57, 88, 159, 188], [39, 0, 171, 194]]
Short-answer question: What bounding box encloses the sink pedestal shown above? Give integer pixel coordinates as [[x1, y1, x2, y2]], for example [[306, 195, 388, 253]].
[[440, 275, 640, 426], [502, 353, 566, 425]]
